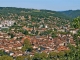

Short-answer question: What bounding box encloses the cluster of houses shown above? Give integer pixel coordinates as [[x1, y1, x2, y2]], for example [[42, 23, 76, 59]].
[[0, 19, 78, 57], [0, 32, 25, 57], [0, 20, 15, 30], [29, 34, 75, 53], [0, 32, 76, 57]]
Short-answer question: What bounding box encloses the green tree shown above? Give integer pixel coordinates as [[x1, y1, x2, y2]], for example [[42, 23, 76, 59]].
[[0, 50, 5, 56], [16, 56, 25, 60], [8, 33, 15, 38], [64, 50, 71, 60], [40, 52, 47, 59], [25, 55, 32, 60], [22, 30, 28, 35], [22, 39, 32, 52], [73, 30, 80, 46], [48, 51, 57, 60], [51, 32, 57, 38], [72, 17, 80, 29], [33, 53, 41, 60], [0, 55, 13, 60], [57, 51, 65, 60]]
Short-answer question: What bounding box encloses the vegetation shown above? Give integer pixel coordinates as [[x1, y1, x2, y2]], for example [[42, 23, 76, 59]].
[[22, 39, 32, 52], [0, 7, 80, 60], [0, 7, 71, 20], [72, 17, 80, 29], [61, 10, 80, 19], [0, 55, 13, 60]]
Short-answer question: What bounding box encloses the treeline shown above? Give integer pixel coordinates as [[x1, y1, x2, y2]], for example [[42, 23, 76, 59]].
[[0, 7, 71, 20], [61, 10, 80, 19], [0, 45, 80, 60]]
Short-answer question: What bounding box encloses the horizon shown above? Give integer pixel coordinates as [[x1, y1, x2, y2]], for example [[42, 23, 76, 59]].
[[0, 6, 80, 11], [0, 0, 80, 11]]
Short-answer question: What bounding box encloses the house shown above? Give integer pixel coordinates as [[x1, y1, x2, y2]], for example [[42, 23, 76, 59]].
[[57, 46, 69, 51], [70, 29, 79, 34]]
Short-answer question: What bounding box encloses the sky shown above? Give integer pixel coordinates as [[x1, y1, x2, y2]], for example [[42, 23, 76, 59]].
[[0, 0, 80, 11]]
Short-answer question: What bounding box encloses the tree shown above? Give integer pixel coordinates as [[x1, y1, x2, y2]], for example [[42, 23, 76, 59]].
[[77, 30, 80, 36], [22, 39, 32, 52], [33, 53, 41, 60], [73, 34, 79, 46], [25, 55, 32, 60], [73, 30, 80, 46], [48, 51, 58, 60], [40, 52, 47, 59], [51, 32, 57, 38], [8, 33, 15, 38], [22, 30, 28, 35], [16, 56, 25, 60], [57, 51, 65, 60], [0, 55, 13, 60], [0, 50, 5, 56], [64, 50, 71, 60], [72, 17, 80, 29], [33, 52, 47, 60]]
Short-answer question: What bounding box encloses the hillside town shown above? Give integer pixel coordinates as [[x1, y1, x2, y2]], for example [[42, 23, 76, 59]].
[[0, 19, 77, 57], [0, 7, 80, 60]]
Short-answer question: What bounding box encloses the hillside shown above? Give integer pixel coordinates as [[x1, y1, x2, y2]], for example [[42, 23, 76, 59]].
[[0, 7, 70, 20], [0, 7, 80, 60], [0, 7, 72, 29], [61, 10, 80, 19]]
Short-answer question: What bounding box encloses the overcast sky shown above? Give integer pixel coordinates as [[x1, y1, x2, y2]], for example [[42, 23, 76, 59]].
[[0, 0, 80, 11]]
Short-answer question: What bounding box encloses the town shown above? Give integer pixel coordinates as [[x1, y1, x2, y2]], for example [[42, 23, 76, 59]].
[[0, 19, 77, 57], [0, 7, 80, 60]]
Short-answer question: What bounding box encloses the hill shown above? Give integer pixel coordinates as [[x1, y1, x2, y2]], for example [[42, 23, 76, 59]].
[[60, 10, 80, 19], [0, 7, 71, 28], [0, 7, 71, 20]]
